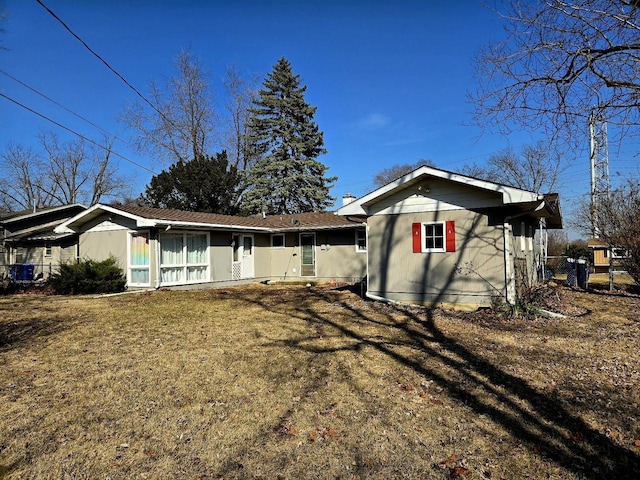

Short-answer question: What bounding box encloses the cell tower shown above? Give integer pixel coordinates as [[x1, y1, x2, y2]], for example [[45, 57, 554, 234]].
[[589, 109, 610, 237]]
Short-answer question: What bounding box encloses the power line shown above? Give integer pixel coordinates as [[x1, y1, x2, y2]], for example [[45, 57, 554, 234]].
[[0, 69, 139, 153], [35, 0, 172, 127], [0, 92, 156, 175]]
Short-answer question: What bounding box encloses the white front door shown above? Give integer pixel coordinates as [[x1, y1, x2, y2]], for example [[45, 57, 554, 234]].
[[232, 234, 254, 280]]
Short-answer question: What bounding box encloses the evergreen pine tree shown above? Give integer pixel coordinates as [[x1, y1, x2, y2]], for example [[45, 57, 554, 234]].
[[243, 57, 336, 215], [142, 151, 240, 215]]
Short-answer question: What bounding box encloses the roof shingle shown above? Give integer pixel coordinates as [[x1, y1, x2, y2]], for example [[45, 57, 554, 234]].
[[112, 204, 365, 231]]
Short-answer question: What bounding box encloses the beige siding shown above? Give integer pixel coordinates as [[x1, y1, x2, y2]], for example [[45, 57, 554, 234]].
[[367, 211, 505, 308], [59, 242, 77, 264], [0, 244, 7, 278], [210, 232, 232, 281], [511, 219, 539, 291], [368, 178, 504, 216], [80, 230, 129, 266], [268, 232, 299, 279], [253, 234, 271, 278], [78, 213, 135, 275], [16, 246, 43, 264], [315, 229, 366, 281], [268, 230, 366, 282]]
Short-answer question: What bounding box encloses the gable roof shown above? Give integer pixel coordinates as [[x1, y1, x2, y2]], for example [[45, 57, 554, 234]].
[[1, 203, 88, 242], [337, 165, 563, 228], [55, 203, 365, 234], [0, 203, 87, 225]]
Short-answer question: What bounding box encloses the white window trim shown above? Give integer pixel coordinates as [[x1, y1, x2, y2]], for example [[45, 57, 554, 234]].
[[299, 232, 317, 277], [271, 233, 285, 249], [128, 230, 151, 287], [355, 229, 367, 253], [44, 243, 52, 258], [421, 221, 446, 253], [159, 231, 210, 286], [611, 248, 626, 259]]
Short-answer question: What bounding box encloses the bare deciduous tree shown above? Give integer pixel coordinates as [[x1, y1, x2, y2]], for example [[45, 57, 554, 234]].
[[121, 50, 217, 165], [0, 143, 51, 211], [373, 160, 434, 188], [462, 141, 563, 193], [472, 0, 640, 147], [547, 230, 569, 257], [588, 179, 640, 284], [223, 65, 259, 171], [0, 134, 128, 211]]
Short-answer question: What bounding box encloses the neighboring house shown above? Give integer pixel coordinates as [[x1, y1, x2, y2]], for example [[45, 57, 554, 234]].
[[54, 204, 368, 288], [0, 204, 87, 280], [587, 237, 626, 274], [336, 166, 563, 309]]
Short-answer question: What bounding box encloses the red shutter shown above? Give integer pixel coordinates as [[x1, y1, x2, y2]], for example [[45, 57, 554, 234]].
[[412, 223, 422, 253], [445, 221, 456, 252]]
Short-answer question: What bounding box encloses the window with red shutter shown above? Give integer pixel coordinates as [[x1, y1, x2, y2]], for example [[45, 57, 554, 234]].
[[412, 221, 456, 253], [412, 223, 422, 253], [445, 220, 456, 252]]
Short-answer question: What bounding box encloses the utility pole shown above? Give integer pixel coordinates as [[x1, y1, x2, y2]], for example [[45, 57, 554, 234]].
[[589, 108, 613, 290], [589, 109, 610, 236]]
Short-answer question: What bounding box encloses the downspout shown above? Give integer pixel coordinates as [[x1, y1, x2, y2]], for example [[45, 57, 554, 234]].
[[503, 221, 516, 306], [503, 200, 546, 306], [364, 222, 369, 299], [154, 233, 160, 289], [538, 218, 547, 281]]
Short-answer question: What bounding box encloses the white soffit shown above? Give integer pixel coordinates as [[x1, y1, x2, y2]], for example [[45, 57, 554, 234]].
[[336, 166, 541, 216], [54, 204, 153, 233]]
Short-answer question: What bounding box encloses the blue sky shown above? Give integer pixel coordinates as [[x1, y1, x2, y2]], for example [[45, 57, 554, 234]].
[[2, 0, 635, 238]]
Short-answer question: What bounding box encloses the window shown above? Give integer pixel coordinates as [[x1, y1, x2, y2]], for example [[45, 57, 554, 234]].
[[355, 229, 367, 253], [129, 232, 150, 286], [424, 223, 444, 251], [412, 221, 455, 253], [612, 248, 626, 259], [15, 246, 27, 263], [243, 236, 253, 256], [271, 234, 285, 249], [160, 232, 209, 285], [44, 243, 52, 257], [233, 235, 240, 262]]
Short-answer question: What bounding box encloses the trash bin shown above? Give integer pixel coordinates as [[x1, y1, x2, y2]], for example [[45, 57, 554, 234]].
[[567, 258, 588, 288], [8, 264, 35, 281], [576, 260, 589, 289], [567, 258, 576, 286], [23, 264, 35, 281]]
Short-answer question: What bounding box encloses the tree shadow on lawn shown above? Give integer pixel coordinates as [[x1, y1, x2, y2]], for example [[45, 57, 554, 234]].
[[0, 299, 79, 353], [232, 287, 640, 480]]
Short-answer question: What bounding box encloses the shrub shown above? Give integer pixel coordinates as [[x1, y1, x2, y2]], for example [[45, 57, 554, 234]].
[[49, 257, 126, 295]]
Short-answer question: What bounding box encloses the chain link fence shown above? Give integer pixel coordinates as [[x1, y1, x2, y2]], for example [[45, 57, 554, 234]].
[[0, 262, 62, 282], [546, 255, 635, 290]]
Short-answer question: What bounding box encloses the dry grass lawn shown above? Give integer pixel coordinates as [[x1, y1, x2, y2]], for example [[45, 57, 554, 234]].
[[1, 283, 639, 479]]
